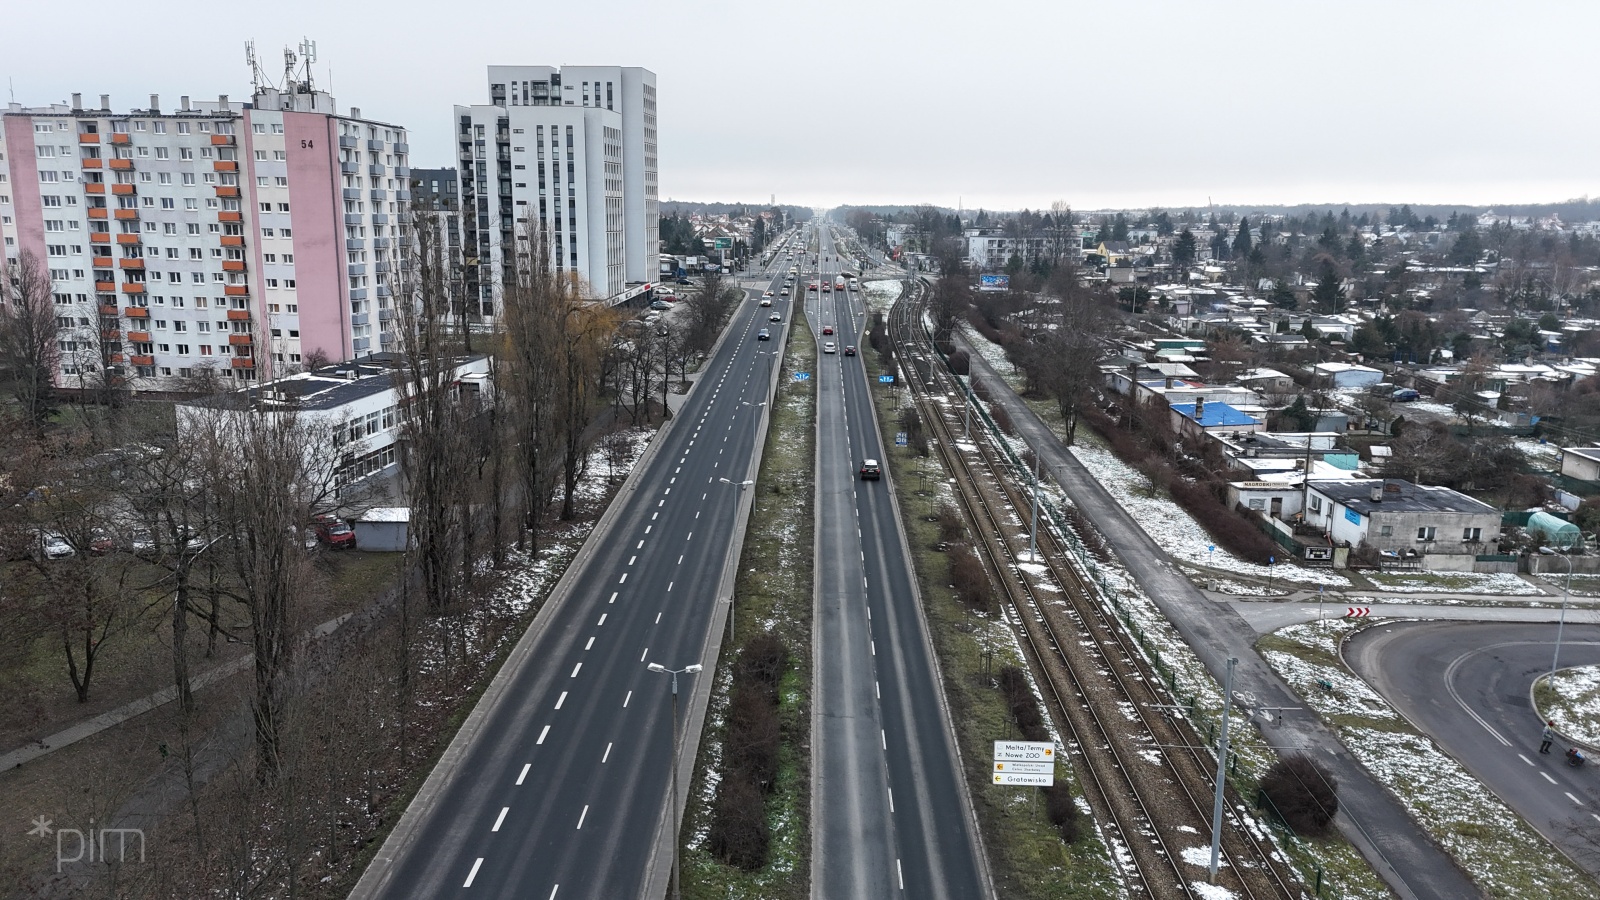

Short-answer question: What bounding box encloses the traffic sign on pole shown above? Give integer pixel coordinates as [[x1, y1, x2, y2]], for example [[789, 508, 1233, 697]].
[[1345, 607, 1371, 618], [993, 771, 1054, 786], [792, 372, 811, 381], [879, 374, 896, 383], [992, 740, 1055, 762], [992, 760, 1054, 775], [895, 432, 908, 446]]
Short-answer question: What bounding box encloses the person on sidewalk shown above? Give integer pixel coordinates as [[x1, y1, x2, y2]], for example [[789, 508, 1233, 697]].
[[1541, 720, 1556, 754]]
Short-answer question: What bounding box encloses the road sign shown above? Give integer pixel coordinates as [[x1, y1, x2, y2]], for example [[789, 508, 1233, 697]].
[[993, 740, 1055, 762], [879, 375, 896, 384], [993, 771, 1054, 786], [1346, 607, 1371, 618], [895, 432, 908, 446], [713, 237, 733, 250], [792, 372, 811, 381], [992, 760, 1054, 775]]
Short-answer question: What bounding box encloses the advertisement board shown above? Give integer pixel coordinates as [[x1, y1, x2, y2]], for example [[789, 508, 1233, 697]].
[[979, 274, 1011, 292]]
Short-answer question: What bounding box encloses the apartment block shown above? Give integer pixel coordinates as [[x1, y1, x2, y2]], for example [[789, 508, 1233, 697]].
[[0, 83, 408, 388], [453, 65, 656, 312]]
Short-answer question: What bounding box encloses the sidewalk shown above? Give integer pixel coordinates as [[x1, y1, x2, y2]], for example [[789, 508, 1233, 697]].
[[0, 613, 349, 773]]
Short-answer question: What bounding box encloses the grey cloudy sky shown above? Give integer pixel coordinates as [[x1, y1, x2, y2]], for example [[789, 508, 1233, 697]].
[[6, 0, 1596, 211]]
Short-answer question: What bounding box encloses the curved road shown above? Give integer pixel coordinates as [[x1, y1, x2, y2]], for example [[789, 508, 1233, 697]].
[[1345, 621, 1600, 875]]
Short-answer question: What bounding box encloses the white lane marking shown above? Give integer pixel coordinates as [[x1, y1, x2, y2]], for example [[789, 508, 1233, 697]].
[[492, 807, 509, 832], [1542, 771, 1558, 784], [645, 525, 651, 534], [888, 788, 895, 812], [658, 499, 665, 507], [628, 555, 636, 565], [881, 730, 887, 750], [675, 467, 681, 474], [875, 681, 880, 699], [637, 540, 644, 549], [1519, 753, 1535, 766], [537, 725, 550, 744], [548, 887, 559, 900], [665, 488, 671, 495], [555, 691, 568, 709], [609, 592, 618, 604], [1566, 792, 1583, 805], [597, 614, 607, 626], [678, 555, 685, 564], [670, 477, 676, 484], [667, 581, 674, 592], [517, 763, 531, 785], [867, 607, 872, 620], [686, 532, 693, 541], [571, 662, 583, 677], [652, 512, 659, 520], [624, 690, 632, 708], [576, 805, 589, 830], [641, 647, 649, 662], [695, 511, 701, 519], [656, 612, 663, 623], [463, 858, 484, 887], [603, 742, 613, 763], [871, 641, 876, 656], [702, 493, 708, 500], [585, 637, 595, 650], [619, 573, 627, 584], [897, 860, 904, 890]]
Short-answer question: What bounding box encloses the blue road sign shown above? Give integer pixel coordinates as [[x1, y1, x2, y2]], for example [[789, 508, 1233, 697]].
[[879, 375, 896, 384], [792, 372, 811, 381], [895, 432, 908, 446]]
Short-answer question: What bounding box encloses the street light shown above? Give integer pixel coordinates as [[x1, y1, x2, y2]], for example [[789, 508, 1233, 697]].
[[1539, 547, 1574, 692], [646, 660, 703, 900]]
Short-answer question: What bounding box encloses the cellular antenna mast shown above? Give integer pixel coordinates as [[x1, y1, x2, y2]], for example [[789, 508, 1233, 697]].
[[298, 38, 318, 91], [245, 40, 274, 92]]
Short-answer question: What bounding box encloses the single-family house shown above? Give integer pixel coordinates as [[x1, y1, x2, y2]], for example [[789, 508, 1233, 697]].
[[1303, 478, 1501, 570], [1312, 362, 1384, 389], [1169, 397, 1261, 442]]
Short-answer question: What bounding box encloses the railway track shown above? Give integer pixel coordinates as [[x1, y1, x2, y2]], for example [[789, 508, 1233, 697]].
[[886, 280, 1305, 900]]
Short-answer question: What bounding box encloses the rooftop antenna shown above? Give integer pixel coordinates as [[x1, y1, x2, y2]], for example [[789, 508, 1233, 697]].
[[298, 37, 318, 91]]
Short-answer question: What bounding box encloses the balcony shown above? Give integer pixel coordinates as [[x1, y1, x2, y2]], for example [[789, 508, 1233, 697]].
[[88, 208, 109, 219], [213, 160, 238, 172], [339, 135, 358, 149], [222, 260, 246, 272], [346, 239, 365, 250], [367, 139, 384, 151], [95, 281, 116, 292], [218, 211, 242, 222], [226, 309, 251, 321], [350, 288, 368, 300], [370, 189, 387, 200], [231, 357, 255, 368], [341, 161, 360, 175], [224, 285, 250, 296], [369, 164, 385, 176], [130, 355, 155, 367], [78, 134, 100, 144], [117, 258, 143, 269], [111, 184, 136, 195], [81, 158, 102, 169], [394, 142, 408, 154], [228, 334, 253, 346], [99, 304, 119, 316], [110, 133, 131, 145], [342, 187, 362, 200], [221, 235, 244, 246], [210, 134, 234, 146], [89, 233, 111, 244], [109, 159, 133, 170], [344, 213, 363, 225], [215, 186, 240, 198], [373, 237, 390, 250], [395, 190, 411, 202], [113, 209, 138, 220], [347, 264, 366, 276], [85, 183, 106, 194], [351, 313, 369, 326], [372, 213, 389, 225], [116, 234, 141, 245], [124, 306, 149, 317], [127, 331, 151, 343], [395, 166, 410, 178], [120, 284, 146, 294], [92, 256, 113, 268]]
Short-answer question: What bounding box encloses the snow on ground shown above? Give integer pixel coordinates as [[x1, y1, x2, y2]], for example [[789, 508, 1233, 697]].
[[1265, 620, 1599, 900], [1363, 571, 1544, 596], [1544, 665, 1600, 746], [1068, 435, 1348, 588], [1517, 438, 1563, 470], [860, 278, 903, 313], [1180, 845, 1227, 868], [958, 322, 1020, 380], [1188, 882, 1238, 900]]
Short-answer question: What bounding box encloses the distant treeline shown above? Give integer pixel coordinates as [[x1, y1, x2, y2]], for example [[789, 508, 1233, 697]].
[[659, 200, 812, 220]]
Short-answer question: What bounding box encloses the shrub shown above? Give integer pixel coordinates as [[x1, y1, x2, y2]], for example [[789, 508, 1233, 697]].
[[735, 632, 789, 698], [707, 776, 770, 870], [990, 403, 1014, 435], [936, 503, 967, 544], [949, 544, 994, 613], [949, 350, 970, 376], [1043, 782, 1083, 843], [1260, 753, 1339, 837], [724, 687, 781, 792]]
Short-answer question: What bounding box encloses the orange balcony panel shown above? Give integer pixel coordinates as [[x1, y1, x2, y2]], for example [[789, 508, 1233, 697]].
[[214, 186, 240, 198], [99, 304, 119, 316], [120, 284, 146, 295], [88, 208, 109, 219], [111, 184, 136, 195], [218, 211, 242, 223], [222, 260, 246, 272], [80, 158, 102, 169], [116, 234, 141, 245], [89, 233, 111, 244], [231, 357, 255, 369], [95, 281, 116, 292], [224, 285, 250, 296], [220, 235, 244, 246], [123, 306, 149, 317], [127, 331, 151, 343], [109, 133, 131, 145], [92, 256, 113, 268], [85, 183, 106, 194], [117, 259, 144, 269], [210, 134, 234, 146], [228, 334, 253, 346], [108, 158, 133, 170], [78, 134, 100, 145], [226, 309, 252, 321], [110, 354, 125, 364], [213, 160, 238, 172], [130, 355, 155, 367], [113, 209, 138, 220]]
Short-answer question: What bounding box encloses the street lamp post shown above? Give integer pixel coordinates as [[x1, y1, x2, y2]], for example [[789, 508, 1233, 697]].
[[718, 477, 755, 639], [1539, 547, 1574, 691], [646, 661, 703, 900]]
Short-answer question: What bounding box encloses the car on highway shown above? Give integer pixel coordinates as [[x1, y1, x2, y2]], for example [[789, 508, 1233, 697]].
[[823, 342, 836, 354], [760, 297, 772, 307], [757, 328, 771, 341], [859, 458, 881, 480], [780, 288, 790, 296], [822, 325, 834, 335], [844, 345, 856, 356], [764, 290, 774, 297], [770, 313, 782, 322]]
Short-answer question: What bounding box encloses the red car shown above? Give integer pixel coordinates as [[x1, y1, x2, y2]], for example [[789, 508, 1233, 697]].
[[312, 514, 357, 550], [822, 326, 834, 335]]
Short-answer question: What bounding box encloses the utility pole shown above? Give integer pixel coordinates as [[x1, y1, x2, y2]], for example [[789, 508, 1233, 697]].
[[1028, 454, 1041, 561], [1209, 657, 1237, 883]]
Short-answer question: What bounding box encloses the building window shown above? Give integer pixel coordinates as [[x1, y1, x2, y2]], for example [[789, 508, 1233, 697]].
[[1247, 499, 1265, 510], [1416, 526, 1436, 542], [1379, 525, 1393, 537], [1462, 527, 1482, 542]]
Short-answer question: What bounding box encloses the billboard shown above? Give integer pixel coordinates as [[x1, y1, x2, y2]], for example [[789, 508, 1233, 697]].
[[979, 274, 1011, 292]]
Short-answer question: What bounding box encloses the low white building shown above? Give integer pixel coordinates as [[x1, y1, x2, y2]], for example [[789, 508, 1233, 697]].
[[1312, 362, 1384, 389], [1303, 478, 1501, 570]]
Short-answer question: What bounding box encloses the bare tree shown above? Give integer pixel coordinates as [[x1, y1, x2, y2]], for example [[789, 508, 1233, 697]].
[[0, 250, 61, 429]]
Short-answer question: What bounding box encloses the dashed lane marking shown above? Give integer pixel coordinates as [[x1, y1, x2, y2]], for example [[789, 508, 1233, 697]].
[[516, 763, 530, 785], [537, 725, 550, 744], [492, 807, 509, 832], [463, 858, 484, 888], [555, 691, 568, 709]]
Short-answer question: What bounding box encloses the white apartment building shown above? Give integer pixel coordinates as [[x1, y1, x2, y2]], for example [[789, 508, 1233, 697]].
[[0, 78, 408, 389], [453, 65, 657, 311]]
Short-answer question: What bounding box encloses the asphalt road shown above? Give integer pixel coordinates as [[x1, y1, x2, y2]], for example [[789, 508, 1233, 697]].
[[810, 226, 988, 899], [1345, 621, 1600, 876], [352, 252, 794, 899]]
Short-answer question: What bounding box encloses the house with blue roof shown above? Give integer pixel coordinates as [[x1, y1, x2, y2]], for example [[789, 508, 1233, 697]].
[[1168, 396, 1261, 442]]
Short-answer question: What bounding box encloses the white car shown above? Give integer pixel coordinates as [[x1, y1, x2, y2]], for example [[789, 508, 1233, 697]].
[[34, 531, 74, 560], [823, 342, 836, 354], [760, 298, 772, 307]]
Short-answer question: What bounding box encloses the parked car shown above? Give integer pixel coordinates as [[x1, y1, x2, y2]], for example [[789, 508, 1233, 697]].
[[860, 459, 881, 480], [844, 345, 856, 356], [651, 299, 672, 310], [675, 277, 692, 286], [312, 515, 357, 550], [33, 530, 74, 560], [1391, 388, 1420, 402]]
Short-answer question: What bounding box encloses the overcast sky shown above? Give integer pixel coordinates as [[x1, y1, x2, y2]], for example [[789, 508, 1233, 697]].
[[6, 0, 1596, 212]]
